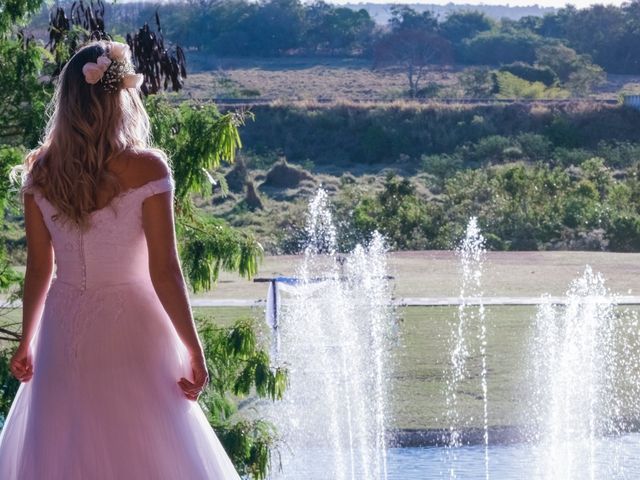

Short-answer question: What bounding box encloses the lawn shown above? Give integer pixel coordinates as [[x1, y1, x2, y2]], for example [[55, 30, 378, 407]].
[[194, 251, 640, 301]]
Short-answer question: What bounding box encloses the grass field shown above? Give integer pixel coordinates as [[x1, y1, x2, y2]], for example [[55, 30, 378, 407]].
[[194, 251, 640, 301], [178, 55, 640, 103], [185, 303, 640, 431]]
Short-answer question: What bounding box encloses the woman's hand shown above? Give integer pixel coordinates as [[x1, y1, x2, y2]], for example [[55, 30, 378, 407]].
[[177, 351, 209, 401], [9, 342, 34, 383]]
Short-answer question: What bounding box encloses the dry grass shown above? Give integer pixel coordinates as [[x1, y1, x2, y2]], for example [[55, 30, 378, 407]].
[[177, 55, 640, 104], [193, 250, 640, 301], [180, 55, 462, 102]]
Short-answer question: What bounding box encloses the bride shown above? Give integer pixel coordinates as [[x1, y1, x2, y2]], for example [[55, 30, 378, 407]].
[[0, 40, 242, 479]]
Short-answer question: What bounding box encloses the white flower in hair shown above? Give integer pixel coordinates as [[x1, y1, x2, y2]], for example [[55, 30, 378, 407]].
[[122, 73, 144, 89], [109, 42, 130, 62]]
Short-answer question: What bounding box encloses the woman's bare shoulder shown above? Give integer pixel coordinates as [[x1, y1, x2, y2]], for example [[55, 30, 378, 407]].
[[112, 149, 171, 188]]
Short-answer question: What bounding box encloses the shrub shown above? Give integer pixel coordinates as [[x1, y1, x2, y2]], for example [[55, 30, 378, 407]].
[[421, 153, 463, 178], [499, 62, 559, 86], [515, 133, 553, 160], [545, 116, 583, 148], [494, 71, 570, 99], [607, 215, 640, 252], [460, 31, 543, 65], [470, 135, 513, 163]]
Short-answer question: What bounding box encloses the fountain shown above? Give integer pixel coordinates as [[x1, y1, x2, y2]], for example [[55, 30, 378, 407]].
[[444, 217, 489, 480], [260, 204, 640, 479], [527, 266, 640, 479], [265, 188, 395, 480]]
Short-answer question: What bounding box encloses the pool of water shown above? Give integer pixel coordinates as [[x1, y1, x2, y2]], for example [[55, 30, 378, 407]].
[[271, 433, 640, 479], [387, 433, 640, 480]]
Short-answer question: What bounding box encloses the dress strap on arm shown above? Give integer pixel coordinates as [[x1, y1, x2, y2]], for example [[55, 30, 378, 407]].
[[141, 174, 175, 200]]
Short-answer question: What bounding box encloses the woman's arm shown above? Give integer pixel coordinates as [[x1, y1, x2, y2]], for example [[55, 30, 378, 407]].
[[10, 193, 54, 382], [141, 180, 208, 401]]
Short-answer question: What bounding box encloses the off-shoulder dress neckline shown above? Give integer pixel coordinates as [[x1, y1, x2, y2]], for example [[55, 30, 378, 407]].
[[88, 175, 172, 216]]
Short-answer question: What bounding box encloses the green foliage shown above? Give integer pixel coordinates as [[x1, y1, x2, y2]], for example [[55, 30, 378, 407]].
[[179, 216, 263, 292], [516, 133, 552, 159], [0, 147, 24, 292], [458, 67, 495, 97], [494, 71, 569, 99], [440, 10, 493, 45], [565, 62, 606, 96], [146, 98, 264, 291], [535, 44, 588, 82], [146, 99, 250, 205], [607, 216, 640, 252], [197, 317, 287, 479], [421, 153, 463, 180], [20, 0, 640, 77], [333, 158, 640, 253], [536, 3, 640, 74], [544, 115, 583, 148], [499, 62, 558, 87], [460, 30, 543, 65], [237, 103, 640, 170], [0, 37, 51, 147], [351, 173, 440, 250], [388, 5, 438, 32], [0, 346, 20, 427], [471, 135, 514, 163], [0, 0, 42, 35]]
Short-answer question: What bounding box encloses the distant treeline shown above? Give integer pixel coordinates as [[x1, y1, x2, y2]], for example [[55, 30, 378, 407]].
[[344, 2, 557, 24], [29, 1, 640, 74]]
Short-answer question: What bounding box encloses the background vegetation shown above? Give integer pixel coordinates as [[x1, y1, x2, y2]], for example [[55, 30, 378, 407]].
[[27, 1, 637, 74], [3, 0, 640, 472], [200, 101, 640, 254]]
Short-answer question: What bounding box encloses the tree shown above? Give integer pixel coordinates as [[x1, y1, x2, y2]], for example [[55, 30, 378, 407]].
[[373, 6, 452, 98], [196, 317, 287, 478], [351, 173, 439, 249], [440, 10, 493, 44], [303, 2, 375, 55], [460, 30, 543, 65], [144, 98, 263, 291], [388, 5, 438, 32], [535, 44, 605, 95]]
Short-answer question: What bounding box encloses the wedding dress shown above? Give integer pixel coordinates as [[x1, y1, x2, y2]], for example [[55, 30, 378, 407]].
[[0, 174, 242, 479]]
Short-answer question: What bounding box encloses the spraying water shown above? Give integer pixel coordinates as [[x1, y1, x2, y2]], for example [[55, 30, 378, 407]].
[[266, 188, 394, 480], [527, 266, 640, 479], [445, 217, 489, 480]]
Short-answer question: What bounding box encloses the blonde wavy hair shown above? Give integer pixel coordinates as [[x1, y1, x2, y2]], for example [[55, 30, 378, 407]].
[[11, 40, 165, 231]]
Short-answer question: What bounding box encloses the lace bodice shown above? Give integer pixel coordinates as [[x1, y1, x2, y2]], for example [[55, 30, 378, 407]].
[[26, 175, 175, 292]]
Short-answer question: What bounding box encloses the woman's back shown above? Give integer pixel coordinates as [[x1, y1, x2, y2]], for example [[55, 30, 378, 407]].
[[27, 151, 174, 292], [0, 148, 241, 479]]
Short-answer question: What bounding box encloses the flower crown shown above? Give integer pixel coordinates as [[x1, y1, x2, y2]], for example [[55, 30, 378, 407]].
[[81, 42, 143, 92]]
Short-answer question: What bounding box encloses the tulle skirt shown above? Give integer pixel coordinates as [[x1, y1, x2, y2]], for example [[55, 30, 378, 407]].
[[0, 279, 241, 479]]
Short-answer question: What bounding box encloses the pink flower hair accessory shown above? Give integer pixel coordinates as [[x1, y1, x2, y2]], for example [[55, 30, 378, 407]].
[[81, 41, 143, 92], [82, 54, 111, 85]]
